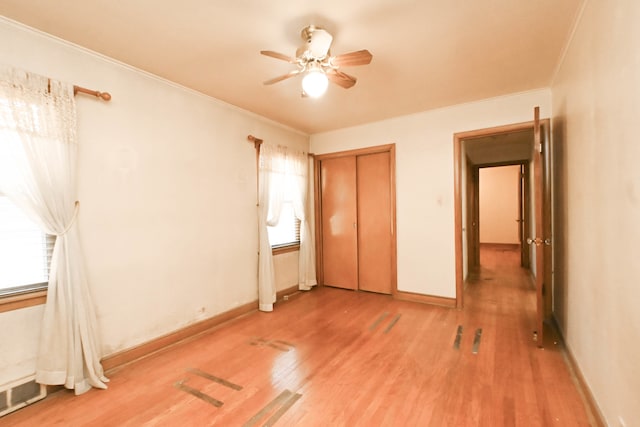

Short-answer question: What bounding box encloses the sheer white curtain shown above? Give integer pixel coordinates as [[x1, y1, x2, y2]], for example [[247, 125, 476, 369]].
[[257, 144, 316, 312], [257, 144, 286, 311], [258, 144, 317, 311], [0, 66, 108, 394], [288, 151, 317, 290]]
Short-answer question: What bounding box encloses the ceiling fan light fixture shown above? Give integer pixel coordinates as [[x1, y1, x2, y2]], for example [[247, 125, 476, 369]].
[[261, 25, 371, 96], [302, 69, 328, 98]]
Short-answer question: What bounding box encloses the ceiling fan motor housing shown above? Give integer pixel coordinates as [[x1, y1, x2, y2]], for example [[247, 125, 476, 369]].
[[298, 25, 333, 59]]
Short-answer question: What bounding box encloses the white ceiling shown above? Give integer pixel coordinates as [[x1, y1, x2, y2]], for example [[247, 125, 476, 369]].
[[0, 0, 584, 134]]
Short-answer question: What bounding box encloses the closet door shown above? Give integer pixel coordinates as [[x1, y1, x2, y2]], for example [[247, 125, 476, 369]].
[[357, 152, 392, 294], [321, 156, 358, 290]]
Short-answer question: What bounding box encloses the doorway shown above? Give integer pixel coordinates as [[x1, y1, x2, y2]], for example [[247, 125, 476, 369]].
[[453, 115, 552, 344], [477, 164, 523, 265]]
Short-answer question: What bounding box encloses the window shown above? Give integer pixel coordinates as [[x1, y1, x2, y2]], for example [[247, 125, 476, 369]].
[[0, 195, 55, 296], [267, 199, 301, 248], [266, 173, 301, 248], [0, 90, 55, 299], [259, 143, 306, 252]]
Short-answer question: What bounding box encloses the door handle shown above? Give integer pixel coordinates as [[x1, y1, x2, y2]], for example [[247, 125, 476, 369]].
[[526, 237, 551, 246]]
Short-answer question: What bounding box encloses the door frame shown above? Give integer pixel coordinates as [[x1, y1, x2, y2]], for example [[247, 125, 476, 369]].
[[453, 119, 551, 310], [314, 144, 397, 294]]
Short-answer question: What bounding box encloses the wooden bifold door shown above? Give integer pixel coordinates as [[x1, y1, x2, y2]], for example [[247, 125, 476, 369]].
[[316, 144, 396, 294]]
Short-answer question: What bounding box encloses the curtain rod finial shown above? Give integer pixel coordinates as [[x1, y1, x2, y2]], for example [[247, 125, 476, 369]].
[[247, 135, 263, 148], [73, 85, 112, 101]]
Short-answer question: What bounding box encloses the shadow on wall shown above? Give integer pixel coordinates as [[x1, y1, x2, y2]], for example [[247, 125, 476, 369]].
[[552, 102, 568, 333]]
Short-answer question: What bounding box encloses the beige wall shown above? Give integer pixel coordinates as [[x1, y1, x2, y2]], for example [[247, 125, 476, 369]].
[[0, 19, 306, 385], [310, 90, 551, 298], [551, 0, 640, 425], [479, 165, 520, 244]]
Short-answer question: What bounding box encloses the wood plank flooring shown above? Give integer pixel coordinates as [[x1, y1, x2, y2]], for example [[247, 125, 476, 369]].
[[0, 246, 593, 426]]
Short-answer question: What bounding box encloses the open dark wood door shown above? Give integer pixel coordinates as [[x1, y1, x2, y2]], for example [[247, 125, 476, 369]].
[[466, 162, 480, 273], [542, 122, 553, 319], [531, 106, 545, 347]]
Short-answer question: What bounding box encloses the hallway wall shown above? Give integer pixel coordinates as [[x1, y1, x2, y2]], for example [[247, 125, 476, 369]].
[[479, 165, 520, 244]]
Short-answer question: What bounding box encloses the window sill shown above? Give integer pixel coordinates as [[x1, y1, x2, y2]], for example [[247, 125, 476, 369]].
[[272, 243, 300, 255], [0, 290, 47, 313]]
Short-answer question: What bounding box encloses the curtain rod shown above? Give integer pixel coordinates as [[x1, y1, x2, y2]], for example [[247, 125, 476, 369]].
[[248, 135, 313, 157], [73, 85, 111, 101]]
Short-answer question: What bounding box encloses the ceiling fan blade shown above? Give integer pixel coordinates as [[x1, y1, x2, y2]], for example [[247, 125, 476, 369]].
[[263, 70, 301, 85], [326, 69, 357, 89], [260, 50, 298, 64], [330, 49, 373, 67]]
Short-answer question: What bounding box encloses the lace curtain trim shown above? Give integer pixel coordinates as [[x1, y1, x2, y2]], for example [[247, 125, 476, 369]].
[[0, 65, 77, 145]]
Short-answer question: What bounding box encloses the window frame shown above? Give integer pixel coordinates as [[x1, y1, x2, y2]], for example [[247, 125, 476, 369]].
[[0, 289, 47, 313], [272, 242, 300, 255]]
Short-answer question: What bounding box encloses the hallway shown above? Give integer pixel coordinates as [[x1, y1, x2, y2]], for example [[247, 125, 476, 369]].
[[1, 246, 593, 426]]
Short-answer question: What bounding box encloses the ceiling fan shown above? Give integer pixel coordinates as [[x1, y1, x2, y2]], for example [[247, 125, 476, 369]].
[[261, 25, 373, 97]]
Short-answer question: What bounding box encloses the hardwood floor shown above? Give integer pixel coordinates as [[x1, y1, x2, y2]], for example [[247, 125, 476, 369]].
[[0, 247, 593, 426]]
